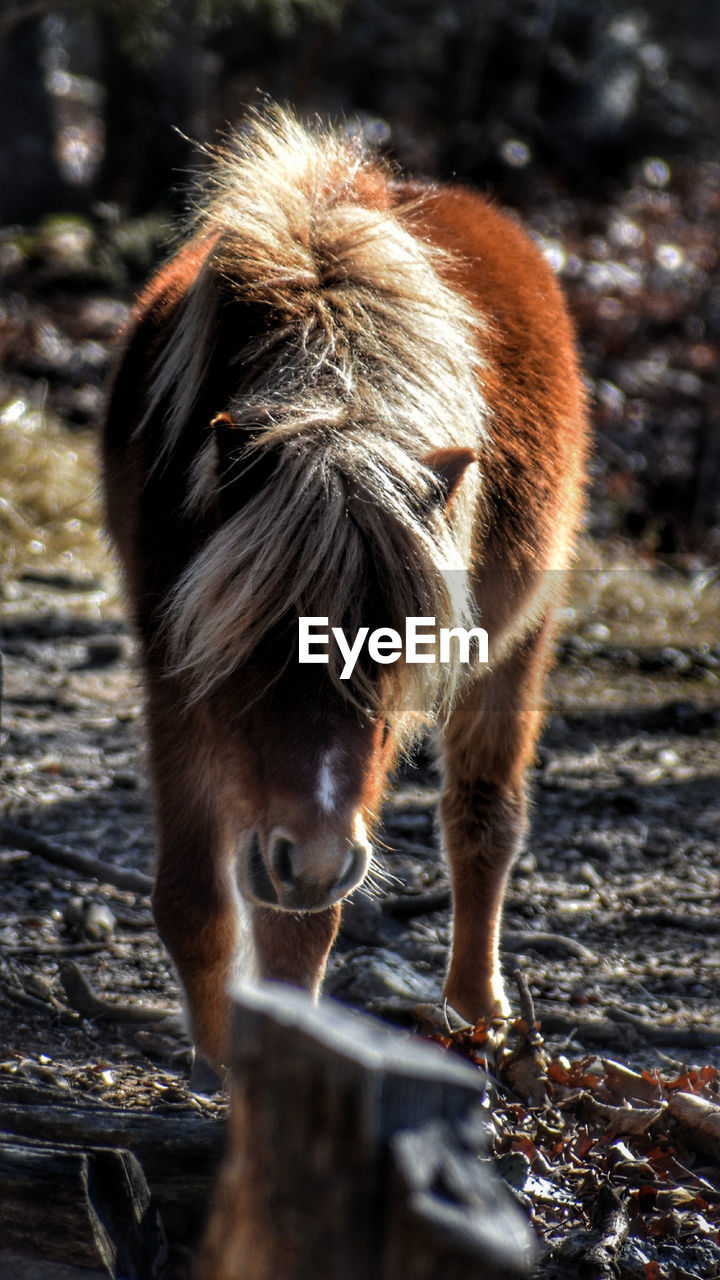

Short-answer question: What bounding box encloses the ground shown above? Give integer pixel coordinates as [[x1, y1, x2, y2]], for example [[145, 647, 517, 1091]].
[[2, 557, 720, 1275]]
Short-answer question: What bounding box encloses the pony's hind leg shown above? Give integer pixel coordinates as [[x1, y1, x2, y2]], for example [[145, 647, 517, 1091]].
[[440, 616, 556, 1024], [145, 686, 237, 1076]]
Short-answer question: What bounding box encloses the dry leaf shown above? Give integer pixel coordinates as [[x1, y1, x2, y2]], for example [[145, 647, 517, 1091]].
[[578, 1093, 666, 1137], [602, 1058, 663, 1105]]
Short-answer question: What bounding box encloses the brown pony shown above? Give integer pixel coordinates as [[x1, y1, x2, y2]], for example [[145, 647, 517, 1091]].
[[102, 108, 587, 1079]]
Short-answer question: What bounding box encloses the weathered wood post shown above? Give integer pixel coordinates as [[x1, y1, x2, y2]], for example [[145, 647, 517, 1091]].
[[0, 1079, 221, 1276], [197, 984, 535, 1280]]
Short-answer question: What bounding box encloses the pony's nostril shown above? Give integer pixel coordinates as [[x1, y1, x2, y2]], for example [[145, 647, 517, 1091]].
[[245, 829, 279, 907], [337, 842, 367, 892], [249, 829, 262, 866], [272, 836, 298, 890], [340, 847, 355, 882]]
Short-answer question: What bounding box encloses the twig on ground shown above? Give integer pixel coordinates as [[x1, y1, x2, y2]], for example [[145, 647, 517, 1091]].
[[0, 980, 48, 1013], [514, 968, 540, 1036], [503, 930, 597, 963], [667, 1092, 720, 1162], [58, 960, 177, 1025], [578, 1182, 629, 1279], [0, 821, 153, 896], [379, 884, 598, 968], [502, 971, 549, 1105], [382, 886, 451, 917]]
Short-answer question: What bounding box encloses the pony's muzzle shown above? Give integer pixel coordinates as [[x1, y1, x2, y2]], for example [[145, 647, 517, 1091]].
[[245, 827, 369, 912]]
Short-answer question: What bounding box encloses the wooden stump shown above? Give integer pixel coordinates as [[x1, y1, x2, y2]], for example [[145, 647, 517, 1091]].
[[198, 984, 535, 1280], [0, 1079, 221, 1275], [0, 1138, 163, 1278]]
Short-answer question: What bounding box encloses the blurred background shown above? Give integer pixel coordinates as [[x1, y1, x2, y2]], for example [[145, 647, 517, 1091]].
[[1, 0, 719, 585]]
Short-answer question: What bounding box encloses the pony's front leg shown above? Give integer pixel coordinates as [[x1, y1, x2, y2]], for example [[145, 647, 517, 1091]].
[[251, 904, 342, 996], [440, 621, 553, 1024], [146, 689, 237, 1074], [153, 831, 236, 1077]]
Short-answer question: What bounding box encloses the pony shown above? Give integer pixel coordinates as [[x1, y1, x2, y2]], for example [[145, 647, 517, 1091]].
[[102, 108, 588, 1079]]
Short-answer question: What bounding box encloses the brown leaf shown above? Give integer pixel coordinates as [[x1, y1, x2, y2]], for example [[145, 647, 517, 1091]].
[[603, 1057, 663, 1105], [577, 1093, 666, 1137], [504, 1049, 549, 1107], [548, 1055, 603, 1093], [665, 1065, 719, 1096]]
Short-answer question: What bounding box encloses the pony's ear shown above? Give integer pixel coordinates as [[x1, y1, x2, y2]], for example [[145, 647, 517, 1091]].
[[209, 411, 279, 508], [423, 447, 477, 509], [210, 411, 252, 474], [210, 410, 241, 452]]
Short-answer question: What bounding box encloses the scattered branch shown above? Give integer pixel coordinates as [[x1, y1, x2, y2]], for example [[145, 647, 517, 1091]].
[[667, 1091, 720, 1162], [502, 971, 549, 1105], [513, 968, 540, 1035], [378, 884, 598, 971], [382, 886, 451, 917], [0, 821, 153, 896], [503, 930, 597, 964], [579, 1183, 630, 1279], [58, 960, 177, 1025]]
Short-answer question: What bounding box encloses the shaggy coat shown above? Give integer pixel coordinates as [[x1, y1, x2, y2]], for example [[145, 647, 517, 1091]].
[[103, 108, 588, 1075]]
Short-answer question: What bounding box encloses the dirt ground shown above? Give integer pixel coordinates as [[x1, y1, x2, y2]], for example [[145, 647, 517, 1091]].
[[2, 554, 720, 1275]]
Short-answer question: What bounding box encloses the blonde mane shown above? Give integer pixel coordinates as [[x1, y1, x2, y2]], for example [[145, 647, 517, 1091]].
[[143, 108, 488, 739]]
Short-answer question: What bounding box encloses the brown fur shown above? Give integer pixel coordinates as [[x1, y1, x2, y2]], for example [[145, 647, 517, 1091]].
[[102, 108, 588, 1070]]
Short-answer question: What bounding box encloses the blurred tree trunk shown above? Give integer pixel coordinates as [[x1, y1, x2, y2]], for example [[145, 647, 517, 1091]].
[[95, 15, 211, 214], [0, 13, 73, 221]]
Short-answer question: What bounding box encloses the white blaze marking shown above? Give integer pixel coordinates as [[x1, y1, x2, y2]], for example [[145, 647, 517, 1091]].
[[317, 750, 338, 814]]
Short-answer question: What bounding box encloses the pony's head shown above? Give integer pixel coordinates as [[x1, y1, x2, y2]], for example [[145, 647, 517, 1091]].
[[216, 662, 392, 913], [184, 436, 477, 914]]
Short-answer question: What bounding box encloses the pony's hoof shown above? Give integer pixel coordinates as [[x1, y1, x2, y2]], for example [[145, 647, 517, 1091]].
[[189, 1051, 224, 1095]]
